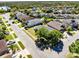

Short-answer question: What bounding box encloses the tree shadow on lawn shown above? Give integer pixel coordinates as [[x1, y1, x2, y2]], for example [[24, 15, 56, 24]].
[[35, 40, 64, 54], [51, 40, 64, 54], [35, 39, 49, 51]]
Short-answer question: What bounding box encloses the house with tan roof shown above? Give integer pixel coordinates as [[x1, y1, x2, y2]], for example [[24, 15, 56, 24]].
[[0, 40, 9, 56]]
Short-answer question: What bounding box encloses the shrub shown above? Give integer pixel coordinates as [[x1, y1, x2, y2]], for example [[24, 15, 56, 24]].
[[27, 55, 32, 58]]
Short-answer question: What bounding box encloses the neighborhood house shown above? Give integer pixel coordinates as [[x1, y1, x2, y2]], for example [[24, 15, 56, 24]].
[[25, 18, 44, 28], [0, 40, 9, 56]]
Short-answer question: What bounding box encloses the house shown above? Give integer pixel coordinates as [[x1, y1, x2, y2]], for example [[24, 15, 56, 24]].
[[33, 25, 54, 31], [0, 40, 9, 56], [0, 6, 11, 11], [70, 20, 78, 29], [63, 19, 79, 28], [47, 20, 68, 31], [47, 20, 63, 31], [15, 11, 33, 22], [25, 18, 44, 28], [32, 7, 37, 11]]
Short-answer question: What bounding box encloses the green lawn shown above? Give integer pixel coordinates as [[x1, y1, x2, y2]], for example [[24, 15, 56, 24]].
[[18, 23, 24, 28], [66, 53, 76, 58], [0, 24, 6, 29], [14, 20, 20, 24], [12, 33, 17, 38], [27, 28, 36, 37], [7, 24, 11, 26], [23, 29, 37, 41], [4, 34, 14, 41], [8, 44, 20, 51], [27, 55, 32, 58], [5, 21, 8, 23], [18, 41, 25, 49], [8, 28, 13, 31]]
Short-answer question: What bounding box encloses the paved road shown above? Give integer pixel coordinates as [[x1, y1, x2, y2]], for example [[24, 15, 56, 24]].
[[58, 31, 79, 57], [2, 13, 79, 58], [2, 13, 51, 58]]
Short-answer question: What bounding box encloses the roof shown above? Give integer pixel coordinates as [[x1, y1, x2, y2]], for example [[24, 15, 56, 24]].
[[0, 40, 7, 50], [15, 11, 32, 21], [0, 6, 10, 11], [26, 18, 44, 27], [1, 53, 12, 58], [34, 25, 54, 31], [0, 40, 8, 56], [47, 20, 63, 30]]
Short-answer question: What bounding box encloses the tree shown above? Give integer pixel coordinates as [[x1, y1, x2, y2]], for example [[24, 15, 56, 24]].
[[0, 10, 5, 13], [0, 29, 5, 39], [36, 28, 63, 48], [44, 17, 53, 22], [48, 30, 63, 46], [67, 26, 73, 33], [2, 26, 6, 30], [36, 27, 49, 39], [10, 12, 15, 18], [69, 39, 79, 54]]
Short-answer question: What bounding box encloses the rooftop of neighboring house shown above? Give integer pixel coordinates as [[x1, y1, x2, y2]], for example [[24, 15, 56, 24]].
[[47, 20, 63, 30], [0, 6, 11, 11], [25, 18, 44, 27], [15, 11, 33, 21], [0, 40, 9, 56], [33, 25, 54, 31]]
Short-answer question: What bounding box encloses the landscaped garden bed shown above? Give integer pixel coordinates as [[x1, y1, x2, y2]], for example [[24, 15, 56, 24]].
[[4, 34, 14, 41]]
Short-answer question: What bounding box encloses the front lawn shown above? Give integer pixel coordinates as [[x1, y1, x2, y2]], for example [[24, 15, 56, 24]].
[[66, 53, 74, 58], [8, 28, 13, 31], [7, 24, 11, 26], [4, 34, 14, 41], [12, 33, 17, 38], [27, 55, 32, 58], [8, 44, 20, 52], [27, 28, 36, 37], [18, 23, 24, 28], [23, 29, 37, 41], [5, 21, 8, 23], [18, 41, 25, 49], [14, 20, 20, 24]]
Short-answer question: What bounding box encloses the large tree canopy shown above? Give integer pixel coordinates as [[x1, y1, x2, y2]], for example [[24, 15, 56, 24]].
[[48, 30, 63, 46], [69, 39, 79, 54], [36, 27, 49, 39], [0, 29, 5, 39], [36, 27, 63, 47]]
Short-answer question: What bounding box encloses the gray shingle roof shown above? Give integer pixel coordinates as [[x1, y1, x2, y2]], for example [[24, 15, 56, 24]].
[[26, 18, 44, 27]]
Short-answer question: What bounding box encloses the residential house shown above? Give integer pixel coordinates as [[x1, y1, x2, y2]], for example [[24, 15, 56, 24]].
[[0, 40, 9, 56], [33, 25, 54, 31], [0, 6, 11, 11], [47, 20, 63, 31], [15, 11, 33, 23], [25, 18, 44, 28]]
